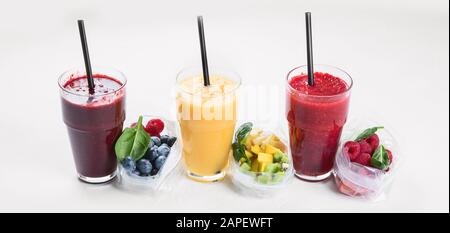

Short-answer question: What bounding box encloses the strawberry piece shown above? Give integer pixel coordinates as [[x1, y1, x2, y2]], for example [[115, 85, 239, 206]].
[[354, 153, 371, 166], [145, 119, 165, 136], [365, 134, 380, 152], [343, 141, 361, 161]]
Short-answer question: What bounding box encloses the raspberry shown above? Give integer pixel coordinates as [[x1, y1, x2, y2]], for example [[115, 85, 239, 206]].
[[145, 119, 165, 136], [365, 134, 380, 152], [353, 153, 371, 166], [386, 149, 393, 164], [359, 140, 372, 154], [343, 141, 361, 161]]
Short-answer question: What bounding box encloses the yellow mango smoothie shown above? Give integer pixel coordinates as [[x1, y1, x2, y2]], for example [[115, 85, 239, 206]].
[[176, 69, 240, 182]]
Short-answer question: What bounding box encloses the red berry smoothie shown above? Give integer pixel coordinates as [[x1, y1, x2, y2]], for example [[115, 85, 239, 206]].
[[60, 72, 126, 183], [286, 66, 352, 181]]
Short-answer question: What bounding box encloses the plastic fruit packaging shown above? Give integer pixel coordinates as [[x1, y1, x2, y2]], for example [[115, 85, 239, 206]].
[[230, 122, 294, 197], [116, 115, 181, 192], [333, 119, 401, 201]]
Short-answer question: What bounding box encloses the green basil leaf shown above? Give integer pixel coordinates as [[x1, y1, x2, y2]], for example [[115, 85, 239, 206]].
[[235, 122, 253, 144], [370, 145, 389, 170], [232, 142, 246, 162], [355, 126, 384, 141], [114, 116, 150, 161]]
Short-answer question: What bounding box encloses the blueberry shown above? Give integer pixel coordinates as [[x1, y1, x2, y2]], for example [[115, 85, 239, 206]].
[[150, 168, 159, 176], [167, 136, 177, 147], [144, 146, 159, 162], [121, 156, 136, 171], [160, 135, 170, 144], [154, 156, 167, 170], [148, 139, 154, 148], [151, 136, 161, 147], [157, 144, 171, 157], [137, 159, 152, 175]]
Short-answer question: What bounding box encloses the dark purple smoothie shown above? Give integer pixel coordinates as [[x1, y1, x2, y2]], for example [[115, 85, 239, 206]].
[[61, 74, 125, 180]]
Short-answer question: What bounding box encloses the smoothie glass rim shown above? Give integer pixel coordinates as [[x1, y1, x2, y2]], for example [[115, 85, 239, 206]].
[[58, 66, 127, 97], [286, 64, 353, 98], [175, 66, 242, 95]]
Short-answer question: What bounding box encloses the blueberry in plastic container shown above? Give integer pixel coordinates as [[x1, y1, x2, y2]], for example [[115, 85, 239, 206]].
[[144, 146, 159, 162], [151, 136, 161, 147], [137, 159, 152, 175], [121, 156, 136, 171], [160, 135, 170, 144], [154, 156, 167, 170], [167, 136, 177, 147], [157, 144, 171, 157]]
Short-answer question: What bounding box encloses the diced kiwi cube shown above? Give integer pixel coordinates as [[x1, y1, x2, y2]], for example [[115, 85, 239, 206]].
[[257, 174, 271, 184], [272, 171, 285, 183], [264, 163, 281, 173], [273, 151, 286, 163], [240, 162, 251, 172], [281, 155, 289, 163], [239, 157, 247, 165]]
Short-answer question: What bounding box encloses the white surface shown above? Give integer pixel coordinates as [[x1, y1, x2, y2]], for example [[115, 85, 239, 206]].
[[0, 0, 448, 212]]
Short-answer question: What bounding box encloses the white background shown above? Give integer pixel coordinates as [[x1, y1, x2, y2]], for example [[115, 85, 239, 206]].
[[0, 0, 448, 212]]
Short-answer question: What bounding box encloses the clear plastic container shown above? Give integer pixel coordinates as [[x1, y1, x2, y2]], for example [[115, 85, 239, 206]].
[[116, 115, 181, 192], [229, 128, 294, 197], [333, 118, 401, 201]]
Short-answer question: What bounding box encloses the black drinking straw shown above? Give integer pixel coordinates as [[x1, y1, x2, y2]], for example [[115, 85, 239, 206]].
[[305, 12, 314, 86], [197, 16, 210, 86], [77, 20, 95, 94]]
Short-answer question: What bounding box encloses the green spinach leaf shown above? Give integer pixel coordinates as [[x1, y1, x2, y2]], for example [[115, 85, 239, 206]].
[[115, 116, 150, 161], [235, 122, 253, 144], [355, 126, 384, 141], [232, 142, 246, 162]]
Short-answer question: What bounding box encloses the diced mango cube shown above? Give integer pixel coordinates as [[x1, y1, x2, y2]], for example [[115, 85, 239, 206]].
[[251, 159, 259, 172], [251, 145, 262, 154], [257, 153, 273, 172], [265, 144, 282, 155], [245, 150, 254, 159], [257, 153, 273, 163], [269, 139, 287, 152], [258, 162, 267, 172]]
